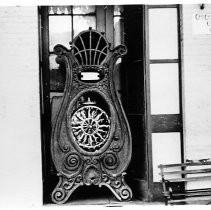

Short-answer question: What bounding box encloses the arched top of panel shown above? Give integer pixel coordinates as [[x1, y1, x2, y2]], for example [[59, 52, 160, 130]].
[[70, 28, 110, 66]]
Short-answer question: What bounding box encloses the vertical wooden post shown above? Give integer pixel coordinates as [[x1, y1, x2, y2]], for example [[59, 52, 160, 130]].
[[39, 6, 52, 203], [105, 6, 114, 47], [96, 6, 106, 33]]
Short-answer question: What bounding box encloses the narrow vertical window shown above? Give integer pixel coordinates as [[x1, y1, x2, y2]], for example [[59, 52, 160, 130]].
[[48, 6, 96, 93], [146, 5, 183, 184]]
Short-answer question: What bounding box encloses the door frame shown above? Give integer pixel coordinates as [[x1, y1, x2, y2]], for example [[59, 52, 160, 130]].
[[144, 4, 184, 201], [39, 4, 184, 203]]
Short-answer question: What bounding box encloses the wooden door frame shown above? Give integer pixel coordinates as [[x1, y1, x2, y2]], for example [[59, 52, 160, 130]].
[[39, 4, 184, 203], [144, 4, 184, 201]]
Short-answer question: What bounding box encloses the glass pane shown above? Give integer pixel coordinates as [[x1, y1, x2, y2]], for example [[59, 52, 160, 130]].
[[114, 5, 123, 16], [73, 5, 95, 14], [49, 54, 66, 91], [150, 63, 180, 114], [149, 8, 178, 59], [73, 16, 96, 38], [152, 132, 181, 182], [114, 16, 123, 46], [49, 54, 59, 70], [49, 6, 72, 15], [49, 16, 72, 52]]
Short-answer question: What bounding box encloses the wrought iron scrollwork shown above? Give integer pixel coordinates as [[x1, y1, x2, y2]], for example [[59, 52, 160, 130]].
[[72, 28, 109, 66], [63, 153, 82, 171], [51, 29, 132, 204], [71, 105, 110, 152], [83, 166, 101, 186], [100, 172, 132, 201], [102, 152, 119, 170], [51, 175, 83, 204]]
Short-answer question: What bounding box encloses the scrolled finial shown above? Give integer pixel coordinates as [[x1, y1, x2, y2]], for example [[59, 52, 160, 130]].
[[53, 44, 68, 55], [114, 45, 127, 57]]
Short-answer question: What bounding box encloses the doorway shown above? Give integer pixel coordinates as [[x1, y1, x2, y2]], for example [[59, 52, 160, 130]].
[[39, 4, 183, 204]]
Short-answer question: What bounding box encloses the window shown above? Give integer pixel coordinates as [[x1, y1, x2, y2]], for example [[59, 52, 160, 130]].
[[146, 5, 184, 182], [48, 6, 97, 92]]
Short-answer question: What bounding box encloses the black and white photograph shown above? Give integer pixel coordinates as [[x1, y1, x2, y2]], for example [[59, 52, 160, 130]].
[[0, 0, 211, 208]]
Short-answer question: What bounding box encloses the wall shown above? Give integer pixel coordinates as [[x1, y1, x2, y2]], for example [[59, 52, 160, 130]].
[[183, 4, 211, 160], [0, 7, 42, 207], [1, 4, 211, 207]]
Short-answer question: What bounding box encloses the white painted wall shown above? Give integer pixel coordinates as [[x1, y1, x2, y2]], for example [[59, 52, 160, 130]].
[[0, 7, 42, 207], [1, 4, 211, 206], [183, 4, 211, 160]]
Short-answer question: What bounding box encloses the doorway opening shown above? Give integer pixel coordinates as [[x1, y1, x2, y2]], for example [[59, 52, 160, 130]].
[[39, 4, 183, 204]]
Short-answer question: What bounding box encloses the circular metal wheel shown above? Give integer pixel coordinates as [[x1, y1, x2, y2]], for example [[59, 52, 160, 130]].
[[71, 105, 110, 152]]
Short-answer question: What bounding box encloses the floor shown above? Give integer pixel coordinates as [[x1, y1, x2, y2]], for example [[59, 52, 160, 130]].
[[47, 186, 164, 207], [65, 197, 163, 207], [46, 185, 211, 206], [47, 192, 211, 207]]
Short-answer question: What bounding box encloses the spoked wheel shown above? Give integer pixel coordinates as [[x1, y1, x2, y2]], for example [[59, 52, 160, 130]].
[[71, 105, 110, 152]]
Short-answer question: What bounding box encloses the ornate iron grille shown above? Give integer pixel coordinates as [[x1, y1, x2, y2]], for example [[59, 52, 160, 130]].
[[71, 28, 109, 65], [51, 28, 132, 204]]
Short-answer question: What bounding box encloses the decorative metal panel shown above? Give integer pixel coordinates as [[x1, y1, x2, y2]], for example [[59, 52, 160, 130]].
[[51, 28, 132, 204]]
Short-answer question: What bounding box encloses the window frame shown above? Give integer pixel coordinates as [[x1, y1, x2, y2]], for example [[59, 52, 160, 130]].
[[145, 4, 184, 200]]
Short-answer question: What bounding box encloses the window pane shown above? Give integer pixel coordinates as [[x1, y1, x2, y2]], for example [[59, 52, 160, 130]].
[[152, 132, 181, 182], [73, 5, 95, 14], [114, 5, 123, 16], [49, 16, 72, 52], [73, 16, 96, 37], [150, 63, 180, 114], [49, 54, 59, 70], [49, 6, 72, 15], [49, 54, 66, 91], [114, 16, 124, 46], [149, 8, 178, 59]]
